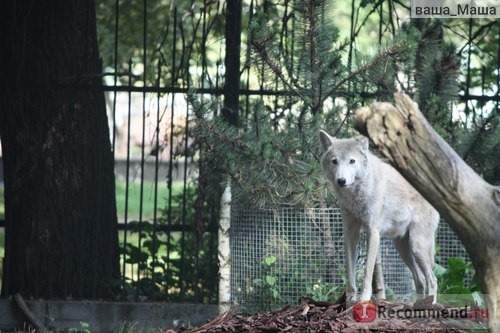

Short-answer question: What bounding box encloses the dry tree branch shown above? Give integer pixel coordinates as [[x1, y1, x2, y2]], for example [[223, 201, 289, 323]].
[[13, 293, 48, 333]]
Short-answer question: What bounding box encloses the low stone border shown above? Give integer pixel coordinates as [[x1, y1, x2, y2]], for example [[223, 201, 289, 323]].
[[0, 298, 218, 332]]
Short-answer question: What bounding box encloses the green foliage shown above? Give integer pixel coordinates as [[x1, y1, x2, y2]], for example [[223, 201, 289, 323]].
[[457, 19, 499, 100], [254, 255, 286, 305], [230, 207, 348, 313], [193, 0, 426, 207], [96, 0, 223, 86], [306, 280, 341, 302], [435, 257, 483, 307], [454, 115, 500, 184], [436, 257, 480, 294], [94, 1, 500, 188], [93, 0, 498, 306], [69, 321, 92, 333], [192, 95, 333, 207], [351, 26, 421, 101], [407, 20, 460, 140], [116, 182, 217, 303], [248, 0, 419, 114], [247, 254, 343, 313], [407, 19, 499, 184]]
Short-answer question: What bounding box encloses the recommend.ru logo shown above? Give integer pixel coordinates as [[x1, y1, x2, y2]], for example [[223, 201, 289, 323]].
[[351, 294, 490, 330]]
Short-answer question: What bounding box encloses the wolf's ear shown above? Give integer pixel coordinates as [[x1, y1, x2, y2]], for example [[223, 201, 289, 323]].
[[355, 135, 369, 150], [319, 130, 335, 152]]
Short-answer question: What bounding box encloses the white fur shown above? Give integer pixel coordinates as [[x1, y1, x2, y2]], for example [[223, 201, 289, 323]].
[[319, 130, 439, 302]]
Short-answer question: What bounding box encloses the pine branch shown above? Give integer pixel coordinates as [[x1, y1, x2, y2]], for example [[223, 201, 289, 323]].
[[321, 46, 399, 104], [251, 38, 305, 99], [194, 114, 251, 160]]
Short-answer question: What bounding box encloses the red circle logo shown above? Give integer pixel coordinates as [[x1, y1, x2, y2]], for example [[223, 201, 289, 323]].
[[353, 300, 377, 322]]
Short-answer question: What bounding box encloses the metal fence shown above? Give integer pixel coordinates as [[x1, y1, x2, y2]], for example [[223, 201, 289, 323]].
[[0, 0, 498, 304], [98, 1, 497, 305], [230, 206, 470, 313]]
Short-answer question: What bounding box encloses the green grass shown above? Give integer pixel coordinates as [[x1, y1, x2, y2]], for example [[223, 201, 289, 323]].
[[0, 180, 184, 221], [115, 180, 185, 220], [0, 180, 186, 261]]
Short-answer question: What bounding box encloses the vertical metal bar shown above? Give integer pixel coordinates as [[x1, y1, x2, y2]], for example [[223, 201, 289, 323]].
[[288, 0, 295, 118], [496, 20, 500, 113], [165, 3, 178, 298], [179, 0, 197, 299], [180, 92, 189, 299], [347, 0, 356, 88], [166, 96, 174, 298], [112, 0, 125, 280], [111, 0, 119, 156], [244, 0, 253, 120], [195, 0, 202, 301], [124, 58, 133, 283], [136, 0, 148, 284], [151, 59, 161, 287], [201, 0, 208, 85], [272, 1, 280, 129], [481, 66, 486, 109], [465, 18, 473, 118], [378, 1, 383, 47]]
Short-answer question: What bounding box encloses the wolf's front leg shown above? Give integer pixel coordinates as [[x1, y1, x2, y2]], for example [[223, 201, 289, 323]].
[[372, 251, 386, 300], [360, 229, 380, 301], [344, 222, 360, 302]]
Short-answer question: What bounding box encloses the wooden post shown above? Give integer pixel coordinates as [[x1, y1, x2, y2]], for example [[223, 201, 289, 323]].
[[355, 92, 500, 332]]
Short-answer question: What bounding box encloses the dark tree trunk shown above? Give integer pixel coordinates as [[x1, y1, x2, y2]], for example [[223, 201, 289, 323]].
[[0, 0, 120, 299]]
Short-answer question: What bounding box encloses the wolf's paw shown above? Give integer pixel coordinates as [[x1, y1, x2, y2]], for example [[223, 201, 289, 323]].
[[359, 293, 372, 302], [373, 288, 386, 300]]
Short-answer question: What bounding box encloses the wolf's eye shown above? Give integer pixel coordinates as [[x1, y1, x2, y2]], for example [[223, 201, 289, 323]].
[[331, 158, 338, 165], [349, 159, 355, 164]]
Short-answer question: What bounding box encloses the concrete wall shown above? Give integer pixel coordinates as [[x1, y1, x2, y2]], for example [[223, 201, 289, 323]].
[[0, 299, 219, 332]]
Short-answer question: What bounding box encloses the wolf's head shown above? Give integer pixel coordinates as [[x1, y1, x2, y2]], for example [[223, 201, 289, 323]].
[[319, 130, 369, 188]]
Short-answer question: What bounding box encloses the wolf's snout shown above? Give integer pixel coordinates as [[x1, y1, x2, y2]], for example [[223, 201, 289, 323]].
[[337, 178, 347, 187]]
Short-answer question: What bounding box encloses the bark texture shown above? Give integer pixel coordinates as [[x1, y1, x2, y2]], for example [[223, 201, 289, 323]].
[[0, 0, 120, 299]]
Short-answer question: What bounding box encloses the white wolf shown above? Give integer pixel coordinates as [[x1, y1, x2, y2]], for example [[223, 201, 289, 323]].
[[319, 130, 439, 303]]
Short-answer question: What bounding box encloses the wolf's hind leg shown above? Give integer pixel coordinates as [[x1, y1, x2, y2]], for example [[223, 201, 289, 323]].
[[410, 235, 438, 303], [394, 235, 425, 296]]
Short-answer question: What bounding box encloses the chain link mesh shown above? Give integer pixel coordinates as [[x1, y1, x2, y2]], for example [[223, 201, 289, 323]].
[[230, 206, 470, 313]]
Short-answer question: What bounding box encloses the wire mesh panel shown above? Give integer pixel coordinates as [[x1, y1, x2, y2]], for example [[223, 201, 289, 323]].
[[435, 224, 470, 267], [230, 206, 470, 313]]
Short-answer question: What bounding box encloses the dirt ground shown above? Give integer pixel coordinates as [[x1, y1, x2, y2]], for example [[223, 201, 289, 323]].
[[168, 294, 488, 333]]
